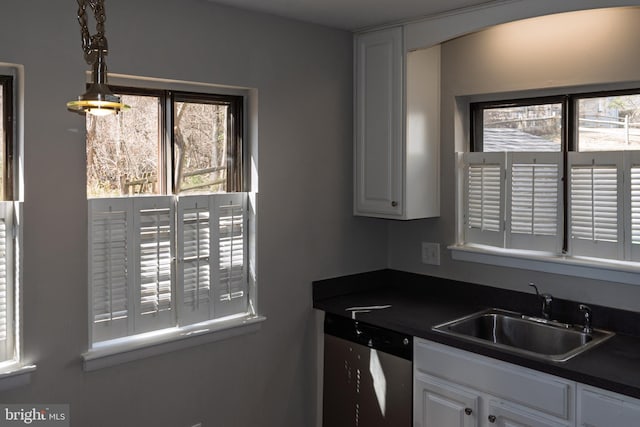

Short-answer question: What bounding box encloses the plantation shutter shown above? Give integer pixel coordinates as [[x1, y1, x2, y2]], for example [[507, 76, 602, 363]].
[[88, 198, 132, 342], [212, 193, 248, 319], [506, 152, 562, 252], [463, 152, 506, 247], [568, 152, 623, 260], [0, 202, 14, 362], [133, 196, 175, 333], [89, 194, 250, 343], [177, 195, 213, 325], [627, 152, 640, 261]]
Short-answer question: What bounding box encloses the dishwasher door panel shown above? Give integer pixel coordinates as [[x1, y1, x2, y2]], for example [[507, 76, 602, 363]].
[[323, 334, 412, 427]]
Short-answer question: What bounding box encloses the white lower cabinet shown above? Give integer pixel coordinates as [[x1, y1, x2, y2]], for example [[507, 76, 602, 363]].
[[415, 338, 640, 427], [487, 400, 568, 427], [414, 339, 574, 427], [577, 384, 640, 426], [414, 372, 479, 427]]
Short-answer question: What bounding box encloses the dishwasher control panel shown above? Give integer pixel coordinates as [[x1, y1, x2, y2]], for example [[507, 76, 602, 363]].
[[324, 312, 412, 360]]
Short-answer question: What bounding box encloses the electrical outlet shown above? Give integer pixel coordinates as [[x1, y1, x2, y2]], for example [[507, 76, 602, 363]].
[[421, 242, 440, 265]]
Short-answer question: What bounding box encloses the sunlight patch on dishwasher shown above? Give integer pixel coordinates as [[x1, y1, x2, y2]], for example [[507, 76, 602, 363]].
[[369, 348, 387, 417]]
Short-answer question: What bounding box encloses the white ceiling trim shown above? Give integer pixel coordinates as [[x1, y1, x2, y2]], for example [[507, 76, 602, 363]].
[[205, 0, 506, 31]]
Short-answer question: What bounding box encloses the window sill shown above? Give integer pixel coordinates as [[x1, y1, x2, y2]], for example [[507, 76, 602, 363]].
[[0, 363, 36, 392], [449, 244, 640, 286], [82, 314, 266, 371]]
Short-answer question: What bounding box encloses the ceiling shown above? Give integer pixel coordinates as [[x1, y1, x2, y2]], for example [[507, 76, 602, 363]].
[[206, 0, 503, 31]]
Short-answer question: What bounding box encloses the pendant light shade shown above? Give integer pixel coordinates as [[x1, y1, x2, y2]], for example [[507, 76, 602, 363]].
[[67, 49, 129, 116], [67, 0, 129, 116]]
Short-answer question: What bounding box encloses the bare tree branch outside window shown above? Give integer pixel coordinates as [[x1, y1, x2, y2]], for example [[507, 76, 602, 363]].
[[87, 90, 236, 198], [87, 94, 159, 198]]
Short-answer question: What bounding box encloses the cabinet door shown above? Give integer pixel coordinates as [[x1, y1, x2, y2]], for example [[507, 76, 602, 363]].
[[578, 385, 640, 426], [354, 26, 403, 217], [487, 400, 568, 427], [414, 372, 479, 427]]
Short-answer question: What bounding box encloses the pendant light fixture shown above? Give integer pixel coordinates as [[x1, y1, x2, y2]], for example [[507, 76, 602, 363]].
[[67, 0, 128, 116]]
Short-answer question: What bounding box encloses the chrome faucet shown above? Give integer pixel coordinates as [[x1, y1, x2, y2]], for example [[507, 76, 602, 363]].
[[529, 283, 553, 320], [579, 304, 593, 334]]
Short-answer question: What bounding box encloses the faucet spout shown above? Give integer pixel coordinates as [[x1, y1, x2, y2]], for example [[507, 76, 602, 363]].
[[529, 283, 553, 320]]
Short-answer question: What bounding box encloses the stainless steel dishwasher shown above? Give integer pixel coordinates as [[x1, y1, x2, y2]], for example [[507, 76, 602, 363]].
[[322, 311, 412, 427]]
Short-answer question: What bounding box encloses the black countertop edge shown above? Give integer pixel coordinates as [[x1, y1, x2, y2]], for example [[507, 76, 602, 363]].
[[313, 269, 640, 401], [313, 269, 640, 337]]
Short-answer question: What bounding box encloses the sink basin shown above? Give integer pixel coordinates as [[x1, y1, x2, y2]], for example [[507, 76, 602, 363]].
[[433, 309, 614, 362]]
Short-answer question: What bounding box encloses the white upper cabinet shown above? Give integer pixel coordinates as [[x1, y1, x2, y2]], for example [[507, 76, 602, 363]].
[[354, 26, 440, 219]]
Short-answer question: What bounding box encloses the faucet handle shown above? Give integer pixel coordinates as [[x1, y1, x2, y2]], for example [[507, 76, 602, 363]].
[[579, 304, 593, 334]]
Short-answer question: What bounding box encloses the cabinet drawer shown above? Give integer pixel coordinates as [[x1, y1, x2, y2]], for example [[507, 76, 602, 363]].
[[578, 385, 640, 426], [414, 339, 574, 421]]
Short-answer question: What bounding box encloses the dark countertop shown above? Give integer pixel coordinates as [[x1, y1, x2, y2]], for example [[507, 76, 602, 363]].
[[313, 269, 640, 400]]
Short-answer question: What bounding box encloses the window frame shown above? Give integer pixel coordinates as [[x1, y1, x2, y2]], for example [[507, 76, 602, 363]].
[[87, 86, 245, 197], [85, 86, 166, 197], [470, 95, 568, 153], [84, 80, 261, 370], [456, 87, 640, 284], [0, 75, 14, 201], [170, 91, 244, 195]]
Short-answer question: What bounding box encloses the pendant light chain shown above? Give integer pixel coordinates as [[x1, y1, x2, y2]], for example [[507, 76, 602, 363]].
[[76, 0, 108, 64], [67, 0, 129, 115]]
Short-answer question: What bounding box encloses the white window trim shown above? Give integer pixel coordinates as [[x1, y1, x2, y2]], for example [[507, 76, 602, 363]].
[[0, 64, 33, 390], [450, 244, 640, 286], [0, 363, 36, 392], [82, 314, 265, 371]]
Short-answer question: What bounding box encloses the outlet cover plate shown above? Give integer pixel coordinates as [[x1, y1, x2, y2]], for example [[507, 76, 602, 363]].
[[421, 242, 440, 265]]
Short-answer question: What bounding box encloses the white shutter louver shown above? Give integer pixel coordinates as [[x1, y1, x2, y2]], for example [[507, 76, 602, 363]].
[[177, 196, 213, 325], [627, 152, 640, 262], [0, 202, 12, 362], [89, 199, 131, 342], [464, 152, 506, 247], [468, 164, 502, 231], [568, 152, 623, 260], [134, 197, 175, 333], [213, 193, 248, 319], [632, 166, 640, 251], [89, 193, 251, 343], [507, 153, 562, 252], [571, 167, 618, 242], [0, 216, 7, 344]]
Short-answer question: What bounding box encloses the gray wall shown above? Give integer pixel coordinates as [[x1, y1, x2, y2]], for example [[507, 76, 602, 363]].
[[389, 7, 640, 312], [0, 1, 387, 426]]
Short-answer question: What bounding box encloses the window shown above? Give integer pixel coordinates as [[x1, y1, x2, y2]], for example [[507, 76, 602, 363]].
[[0, 74, 20, 368], [462, 90, 640, 265], [86, 86, 255, 350], [87, 88, 243, 197]]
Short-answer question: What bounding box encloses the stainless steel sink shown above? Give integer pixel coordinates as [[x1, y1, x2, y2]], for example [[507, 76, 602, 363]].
[[432, 308, 614, 362]]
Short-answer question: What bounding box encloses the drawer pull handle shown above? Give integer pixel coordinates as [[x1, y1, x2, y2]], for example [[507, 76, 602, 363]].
[[391, 201, 398, 207], [488, 415, 496, 423], [464, 408, 472, 416]]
